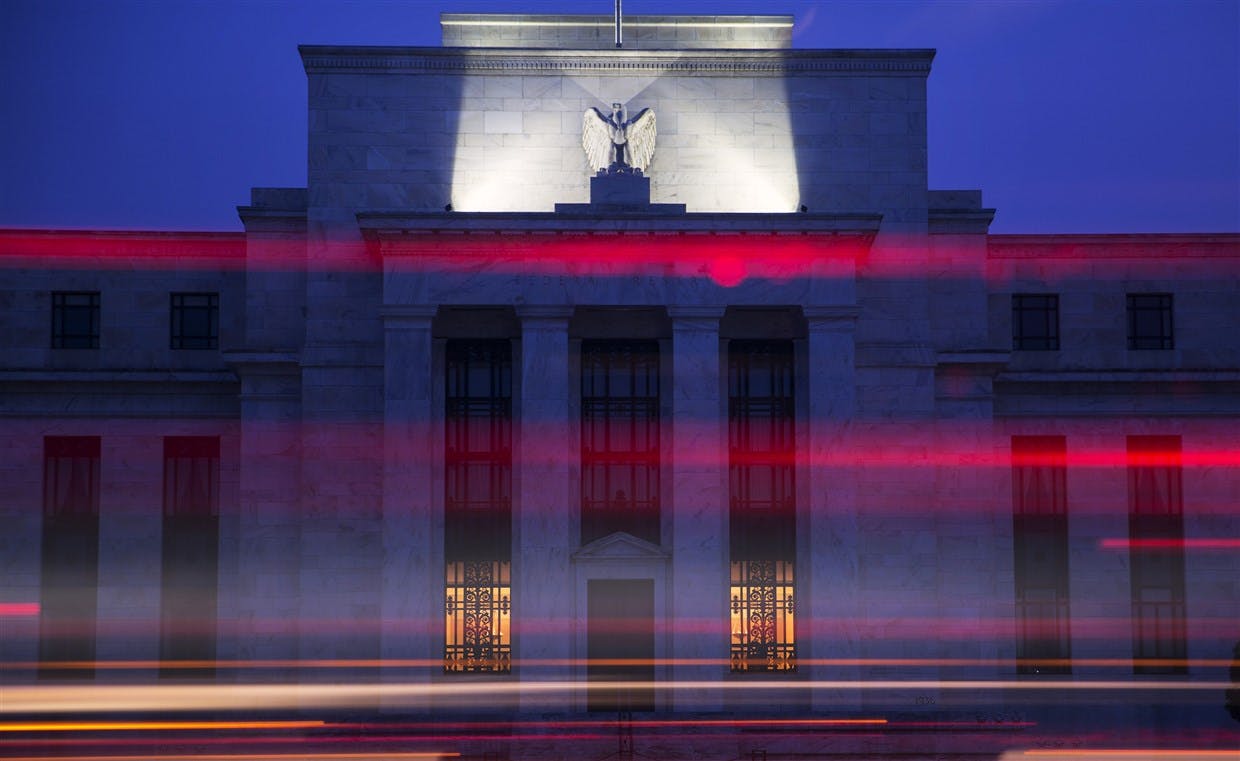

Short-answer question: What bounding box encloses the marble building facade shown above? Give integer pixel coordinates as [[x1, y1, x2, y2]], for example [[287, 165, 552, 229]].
[[1, 13, 1238, 757]]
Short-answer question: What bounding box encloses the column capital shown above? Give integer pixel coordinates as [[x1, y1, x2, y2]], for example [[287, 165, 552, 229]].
[[668, 305, 726, 327], [803, 305, 860, 329], [379, 305, 438, 325], [515, 304, 574, 322]]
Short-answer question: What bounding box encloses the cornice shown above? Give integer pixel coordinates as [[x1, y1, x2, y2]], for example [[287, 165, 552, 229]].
[[301, 46, 934, 76]]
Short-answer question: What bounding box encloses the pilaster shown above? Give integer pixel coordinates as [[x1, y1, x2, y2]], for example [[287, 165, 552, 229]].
[[380, 306, 438, 703], [668, 306, 727, 712], [803, 306, 861, 712], [514, 305, 575, 709]]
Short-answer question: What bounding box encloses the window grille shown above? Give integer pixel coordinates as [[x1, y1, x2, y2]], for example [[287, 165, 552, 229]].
[[1127, 293, 1173, 350], [445, 341, 512, 673], [1011, 294, 1060, 350], [1011, 436, 1071, 674], [581, 341, 660, 545], [170, 293, 219, 350], [730, 560, 796, 673], [445, 560, 512, 673], [728, 341, 796, 672], [51, 291, 100, 349]]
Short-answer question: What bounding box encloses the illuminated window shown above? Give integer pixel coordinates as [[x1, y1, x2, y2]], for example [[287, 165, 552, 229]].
[[51, 291, 100, 349], [1011, 436, 1071, 674], [170, 292, 219, 350], [1127, 293, 1173, 350], [728, 341, 796, 672], [445, 560, 512, 673], [581, 340, 660, 545], [730, 560, 796, 672], [160, 436, 220, 676], [444, 340, 512, 673], [1127, 435, 1186, 674], [1012, 294, 1059, 350], [40, 436, 101, 678]]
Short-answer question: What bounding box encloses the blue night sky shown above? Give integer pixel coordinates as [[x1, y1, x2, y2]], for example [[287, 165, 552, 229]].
[[1, 0, 1236, 233]]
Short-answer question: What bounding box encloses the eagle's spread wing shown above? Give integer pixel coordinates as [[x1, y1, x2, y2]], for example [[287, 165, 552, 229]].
[[582, 108, 613, 172], [624, 108, 657, 173]]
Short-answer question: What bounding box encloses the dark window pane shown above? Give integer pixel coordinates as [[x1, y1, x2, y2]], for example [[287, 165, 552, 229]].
[[1126, 435, 1186, 674], [1127, 293, 1173, 350], [40, 436, 101, 677], [170, 293, 219, 350], [580, 341, 661, 546], [1011, 436, 1071, 674], [1012, 294, 1059, 351], [51, 292, 100, 349]]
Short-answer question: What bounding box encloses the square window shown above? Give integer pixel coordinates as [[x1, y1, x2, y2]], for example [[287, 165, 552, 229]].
[[51, 292, 100, 349], [170, 293, 219, 350], [1011, 294, 1059, 350], [1127, 293, 1173, 350]]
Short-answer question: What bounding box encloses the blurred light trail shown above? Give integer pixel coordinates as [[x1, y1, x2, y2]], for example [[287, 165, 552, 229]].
[[0, 603, 39, 617], [0, 721, 326, 732], [0, 755, 458, 761], [1003, 752, 1240, 759], [3, 680, 1229, 714], [7, 656, 1232, 671], [1100, 538, 1240, 550]]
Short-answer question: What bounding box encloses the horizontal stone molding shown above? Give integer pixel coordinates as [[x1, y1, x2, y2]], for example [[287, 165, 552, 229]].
[[803, 305, 861, 324], [301, 46, 934, 76]]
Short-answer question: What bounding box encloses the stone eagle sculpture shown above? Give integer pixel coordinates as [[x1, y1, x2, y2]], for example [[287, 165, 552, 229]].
[[582, 103, 656, 174]]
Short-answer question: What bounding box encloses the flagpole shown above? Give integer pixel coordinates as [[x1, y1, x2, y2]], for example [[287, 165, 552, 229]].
[[615, 0, 623, 48]]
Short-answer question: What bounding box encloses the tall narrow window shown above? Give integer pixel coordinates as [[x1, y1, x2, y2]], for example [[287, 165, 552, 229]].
[[728, 341, 796, 673], [170, 293, 219, 350], [444, 341, 512, 673], [160, 436, 220, 676], [1012, 294, 1060, 350], [1011, 436, 1071, 674], [1127, 435, 1187, 674], [40, 436, 101, 678], [581, 340, 660, 545], [51, 291, 100, 349]]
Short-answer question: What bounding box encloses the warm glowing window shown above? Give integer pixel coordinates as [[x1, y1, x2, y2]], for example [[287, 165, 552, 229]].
[[445, 560, 512, 673], [580, 340, 660, 545], [1011, 436, 1071, 674], [730, 560, 796, 672], [444, 340, 512, 673], [1127, 435, 1186, 674], [728, 341, 796, 673]]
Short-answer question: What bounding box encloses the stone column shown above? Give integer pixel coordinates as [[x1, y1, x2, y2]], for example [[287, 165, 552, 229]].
[[515, 306, 574, 711], [803, 306, 861, 713], [668, 306, 727, 712], [380, 306, 437, 704]]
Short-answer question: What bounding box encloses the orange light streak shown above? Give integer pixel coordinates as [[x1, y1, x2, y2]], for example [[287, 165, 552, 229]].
[[3, 680, 1229, 714], [0, 755, 458, 761], [0, 721, 326, 733]]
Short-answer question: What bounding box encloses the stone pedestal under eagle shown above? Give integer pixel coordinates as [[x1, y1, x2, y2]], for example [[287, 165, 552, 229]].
[[582, 103, 656, 175]]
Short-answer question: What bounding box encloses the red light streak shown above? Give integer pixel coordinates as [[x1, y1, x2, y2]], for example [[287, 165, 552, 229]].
[[0, 603, 39, 617], [1100, 538, 1240, 550]]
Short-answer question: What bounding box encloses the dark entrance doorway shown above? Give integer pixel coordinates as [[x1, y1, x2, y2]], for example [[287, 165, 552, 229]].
[[587, 579, 654, 712]]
